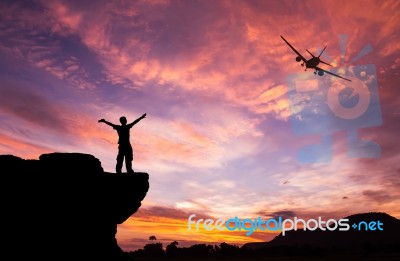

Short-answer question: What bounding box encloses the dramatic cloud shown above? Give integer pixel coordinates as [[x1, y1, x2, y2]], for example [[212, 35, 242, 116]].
[[0, 0, 399, 251]]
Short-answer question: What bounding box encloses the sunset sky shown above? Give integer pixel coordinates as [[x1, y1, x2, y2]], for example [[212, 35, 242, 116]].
[[1, 0, 399, 251]]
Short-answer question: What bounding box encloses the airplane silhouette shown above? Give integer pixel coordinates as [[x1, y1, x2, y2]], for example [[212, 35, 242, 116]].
[[281, 35, 351, 82]]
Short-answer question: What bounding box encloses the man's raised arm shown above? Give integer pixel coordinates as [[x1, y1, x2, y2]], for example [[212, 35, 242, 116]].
[[98, 119, 117, 128], [128, 113, 146, 127]]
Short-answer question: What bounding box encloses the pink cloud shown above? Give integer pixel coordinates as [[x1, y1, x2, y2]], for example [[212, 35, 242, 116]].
[[32, 0, 398, 126], [1, 1, 400, 250]]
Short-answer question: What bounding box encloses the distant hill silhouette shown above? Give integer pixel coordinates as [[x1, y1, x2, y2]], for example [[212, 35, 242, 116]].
[[2, 153, 149, 260], [127, 212, 400, 260], [126, 213, 400, 260], [243, 212, 400, 257]]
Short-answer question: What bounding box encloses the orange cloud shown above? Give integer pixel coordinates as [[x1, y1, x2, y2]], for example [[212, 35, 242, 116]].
[[0, 133, 52, 159], [117, 206, 277, 251], [1, 0, 400, 252], [38, 0, 400, 125]]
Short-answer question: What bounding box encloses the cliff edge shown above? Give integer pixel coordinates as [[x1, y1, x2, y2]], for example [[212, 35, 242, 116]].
[[2, 152, 149, 260]]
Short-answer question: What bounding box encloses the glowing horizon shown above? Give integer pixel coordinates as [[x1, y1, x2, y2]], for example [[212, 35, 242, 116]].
[[1, 0, 399, 251]]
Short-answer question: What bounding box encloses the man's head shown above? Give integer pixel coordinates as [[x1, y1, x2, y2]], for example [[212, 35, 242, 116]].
[[119, 116, 127, 125]]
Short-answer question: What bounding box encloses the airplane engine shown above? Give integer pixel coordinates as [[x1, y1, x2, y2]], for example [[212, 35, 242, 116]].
[[318, 70, 324, 76], [295, 56, 301, 62]]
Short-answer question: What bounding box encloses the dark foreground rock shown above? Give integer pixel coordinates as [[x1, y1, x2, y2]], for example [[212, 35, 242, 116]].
[[2, 152, 149, 260]]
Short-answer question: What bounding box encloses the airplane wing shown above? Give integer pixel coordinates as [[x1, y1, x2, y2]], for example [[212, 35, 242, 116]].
[[315, 66, 352, 82], [281, 35, 307, 63]]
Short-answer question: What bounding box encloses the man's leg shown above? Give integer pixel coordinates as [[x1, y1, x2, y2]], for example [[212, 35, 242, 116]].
[[125, 145, 134, 173], [126, 160, 133, 174], [116, 147, 124, 174]]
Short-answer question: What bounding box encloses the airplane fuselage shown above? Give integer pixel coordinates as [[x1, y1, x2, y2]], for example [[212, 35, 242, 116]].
[[281, 35, 351, 81], [305, 57, 320, 69]]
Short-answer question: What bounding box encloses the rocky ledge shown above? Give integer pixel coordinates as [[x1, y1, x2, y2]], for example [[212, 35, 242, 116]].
[[2, 152, 149, 260]]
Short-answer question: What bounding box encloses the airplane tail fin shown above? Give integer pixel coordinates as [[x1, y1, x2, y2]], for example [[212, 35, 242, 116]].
[[318, 45, 327, 58]]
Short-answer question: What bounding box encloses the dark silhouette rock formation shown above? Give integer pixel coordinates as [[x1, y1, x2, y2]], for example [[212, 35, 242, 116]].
[[2, 152, 149, 260]]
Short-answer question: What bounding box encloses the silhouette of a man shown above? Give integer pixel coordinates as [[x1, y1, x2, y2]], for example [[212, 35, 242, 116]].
[[98, 113, 146, 174]]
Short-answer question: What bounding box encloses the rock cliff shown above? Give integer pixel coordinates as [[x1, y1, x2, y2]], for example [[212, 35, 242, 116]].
[[2, 152, 149, 260]]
